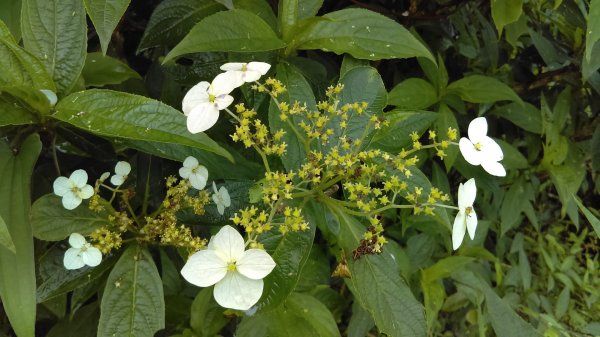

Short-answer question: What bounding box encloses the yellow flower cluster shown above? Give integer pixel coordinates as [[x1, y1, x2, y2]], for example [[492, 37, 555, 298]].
[[231, 103, 287, 155], [280, 207, 309, 234], [262, 171, 295, 203], [252, 78, 286, 97], [90, 227, 123, 254], [160, 224, 206, 252], [231, 206, 273, 234], [353, 217, 387, 259]]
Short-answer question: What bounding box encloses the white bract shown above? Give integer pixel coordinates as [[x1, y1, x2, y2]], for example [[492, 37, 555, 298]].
[[182, 72, 240, 133], [452, 178, 478, 250], [40, 89, 57, 106], [212, 182, 231, 215], [110, 161, 131, 186], [458, 117, 506, 177], [53, 169, 94, 210], [181, 225, 276, 311], [179, 156, 208, 190], [63, 233, 102, 269], [220, 62, 271, 83]]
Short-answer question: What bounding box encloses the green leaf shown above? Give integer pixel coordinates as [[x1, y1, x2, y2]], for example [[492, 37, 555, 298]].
[[545, 143, 586, 217], [585, 0, 600, 61], [278, 0, 299, 40], [31, 194, 113, 241], [46, 303, 99, 337], [163, 9, 285, 63], [82, 52, 141, 87], [446, 75, 522, 104], [0, 96, 37, 126], [0, 213, 15, 253], [573, 197, 600, 238], [98, 245, 165, 337], [292, 8, 434, 62], [421, 257, 475, 283], [238, 292, 340, 337], [233, 0, 277, 31], [369, 110, 437, 152], [1, 85, 51, 116], [347, 301, 374, 337], [0, 21, 54, 90], [138, 0, 224, 52], [340, 55, 369, 77], [53, 89, 232, 161], [297, 0, 323, 19], [84, 0, 131, 55], [388, 78, 438, 110], [330, 205, 427, 337], [189, 288, 229, 336], [493, 102, 542, 134], [21, 0, 87, 95], [435, 104, 459, 170], [496, 139, 528, 170], [0, 0, 21, 40], [0, 134, 42, 337], [582, 41, 600, 81], [268, 62, 316, 171], [491, 0, 523, 35]]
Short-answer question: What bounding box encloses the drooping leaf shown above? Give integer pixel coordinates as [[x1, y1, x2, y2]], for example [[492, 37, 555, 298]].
[[138, 0, 224, 52], [82, 52, 141, 87], [573, 197, 600, 238], [21, 0, 87, 95], [447, 75, 522, 104], [292, 8, 434, 62], [0, 134, 42, 337], [84, 0, 131, 55], [491, 0, 523, 35], [163, 9, 285, 63], [97, 245, 165, 337], [0, 85, 51, 116], [388, 78, 438, 110], [585, 0, 600, 61], [53, 89, 232, 161]]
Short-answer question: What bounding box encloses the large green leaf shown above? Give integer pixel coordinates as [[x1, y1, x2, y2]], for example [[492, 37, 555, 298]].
[[0, 85, 51, 116], [0, 0, 21, 40], [491, 0, 523, 35], [82, 52, 141, 87], [0, 214, 15, 253], [493, 102, 542, 134], [434, 104, 459, 170], [291, 8, 434, 62], [31, 194, 112, 241], [369, 110, 437, 152], [585, 0, 600, 61], [138, 0, 224, 52], [388, 78, 438, 110], [0, 93, 39, 127], [446, 75, 522, 104], [233, 0, 277, 31], [329, 204, 427, 337], [163, 9, 285, 63], [0, 21, 54, 90], [189, 288, 229, 336], [21, 0, 87, 95], [53, 89, 233, 161], [0, 134, 42, 337], [97, 246, 165, 337], [84, 0, 131, 55], [278, 0, 299, 39]]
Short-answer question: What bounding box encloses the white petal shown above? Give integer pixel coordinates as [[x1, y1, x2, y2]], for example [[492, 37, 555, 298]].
[[467, 117, 488, 143], [236, 249, 276, 280], [458, 178, 477, 210], [466, 209, 478, 240], [248, 62, 271, 75], [110, 175, 125, 186], [215, 94, 234, 110], [79, 185, 94, 199], [62, 193, 82, 210], [82, 247, 102, 267], [53, 176, 72, 197], [189, 172, 207, 190], [182, 82, 210, 115], [220, 187, 231, 207], [459, 138, 483, 166], [212, 181, 219, 194], [114, 161, 131, 175], [452, 212, 466, 250], [481, 160, 506, 177], [211, 225, 245, 262], [187, 104, 220, 133], [241, 71, 262, 83], [479, 137, 504, 162], [64, 248, 85, 270], [69, 169, 89, 188], [40, 89, 58, 106], [100, 172, 110, 181], [181, 249, 227, 287], [69, 233, 87, 248], [183, 156, 199, 169], [211, 72, 238, 95], [220, 63, 245, 71], [216, 203, 225, 215], [213, 272, 263, 310], [179, 166, 192, 179]]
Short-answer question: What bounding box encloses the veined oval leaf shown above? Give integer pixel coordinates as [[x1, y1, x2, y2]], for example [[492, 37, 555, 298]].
[[291, 8, 434, 62], [82, 52, 141, 87], [98, 245, 165, 337], [53, 89, 233, 161], [446, 75, 522, 104], [84, 0, 131, 55], [163, 9, 285, 63], [388, 78, 438, 110]]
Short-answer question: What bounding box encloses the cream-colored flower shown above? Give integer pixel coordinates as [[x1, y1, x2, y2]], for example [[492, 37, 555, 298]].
[[220, 62, 271, 83], [110, 161, 131, 186], [179, 156, 208, 190], [53, 169, 94, 210], [459, 117, 506, 177], [212, 182, 231, 215], [452, 178, 478, 250], [63, 233, 102, 269]]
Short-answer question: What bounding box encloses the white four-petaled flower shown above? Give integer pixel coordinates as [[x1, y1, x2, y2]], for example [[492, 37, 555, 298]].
[[212, 182, 231, 215], [179, 156, 208, 190], [110, 161, 131, 186], [452, 178, 478, 250], [181, 225, 276, 311], [458, 117, 506, 177], [53, 169, 94, 210], [220, 62, 271, 83], [63, 233, 102, 269], [182, 72, 240, 133]]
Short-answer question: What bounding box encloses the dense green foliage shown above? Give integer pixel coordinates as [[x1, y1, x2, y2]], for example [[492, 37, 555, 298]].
[[0, 0, 599, 336]]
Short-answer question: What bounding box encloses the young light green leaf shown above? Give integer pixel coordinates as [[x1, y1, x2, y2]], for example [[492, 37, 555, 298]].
[[0, 213, 15, 253], [138, 0, 224, 52], [388, 78, 438, 110], [491, 0, 523, 35], [53, 89, 232, 161], [82, 52, 141, 87], [573, 197, 600, 238], [446, 75, 522, 104], [291, 8, 434, 62], [585, 0, 600, 61], [84, 0, 131, 55], [21, 0, 87, 95], [163, 9, 285, 63], [0, 134, 42, 337], [98, 246, 165, 337]]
